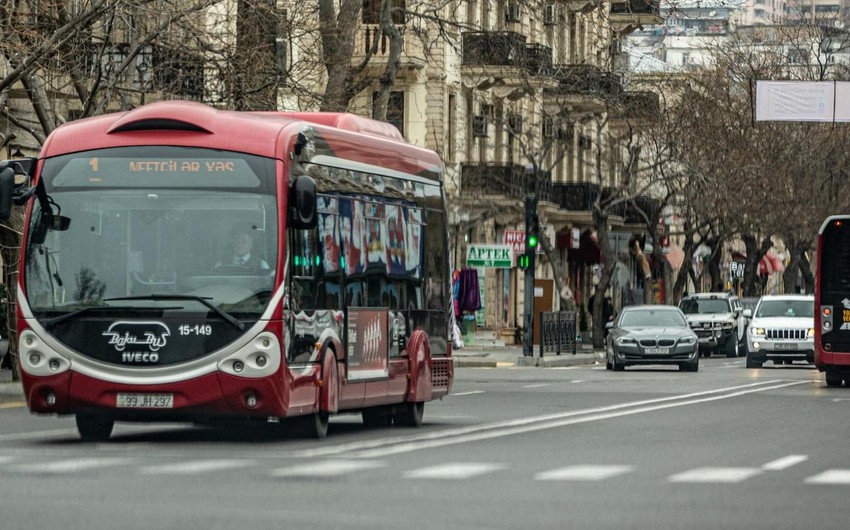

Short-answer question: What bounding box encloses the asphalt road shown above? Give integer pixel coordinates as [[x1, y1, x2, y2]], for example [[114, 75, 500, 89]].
[[0, 357, 847, 530]]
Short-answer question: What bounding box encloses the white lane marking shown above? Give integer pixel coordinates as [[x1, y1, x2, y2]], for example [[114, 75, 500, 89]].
[[805, 470, 850, 485], [536, 465, 633, 481], [270, 460, 384, 478], [451, 391, 486, 396], [0, 456, 13, 464], [0, 424, 190, 444], [9, 457, 131, 474], [570, 380, 586, 383], [522, 384, 549, 388], [139, 459, 251, 475], [330, 381, 808, 459], [294, 381, 800, 459], [762, 455, 808, 471], [404, 463, 505, 480], [669, 467, 762, 483]]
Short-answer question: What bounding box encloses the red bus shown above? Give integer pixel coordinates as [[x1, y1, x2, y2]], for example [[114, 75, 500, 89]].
[[815, 215, 850, 387], [0, 100, 453, 440]]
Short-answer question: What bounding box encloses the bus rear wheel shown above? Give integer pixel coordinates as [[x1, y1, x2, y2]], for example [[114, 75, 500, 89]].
[[75, 413, 114, 442], [393, 402, 424, 427]]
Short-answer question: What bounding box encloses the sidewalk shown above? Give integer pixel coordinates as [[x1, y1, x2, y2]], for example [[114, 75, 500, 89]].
[[0, 368, 23, 402], [452, 344, 603, 368]]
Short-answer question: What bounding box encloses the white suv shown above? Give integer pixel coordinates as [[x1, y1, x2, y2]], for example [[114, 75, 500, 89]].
[[744, 294, 814, 368], [678, 292, 746, 358]]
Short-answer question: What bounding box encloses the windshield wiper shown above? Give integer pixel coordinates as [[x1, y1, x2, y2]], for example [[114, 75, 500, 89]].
[[104, 294, 245, 331], [42, 304, 183, 331]]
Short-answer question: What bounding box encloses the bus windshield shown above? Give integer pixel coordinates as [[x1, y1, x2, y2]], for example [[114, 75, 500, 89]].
[[25, 146, 279, 321]]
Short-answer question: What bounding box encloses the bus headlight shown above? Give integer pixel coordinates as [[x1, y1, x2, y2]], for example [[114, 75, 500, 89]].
[[218, 332, 281, 378]]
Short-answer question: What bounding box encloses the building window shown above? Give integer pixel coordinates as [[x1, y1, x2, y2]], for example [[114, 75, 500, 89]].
[[363, 0, 406, 24], [373, 91, 405, 134]]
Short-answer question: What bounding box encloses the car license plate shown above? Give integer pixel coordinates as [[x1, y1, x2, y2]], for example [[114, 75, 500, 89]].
[[775, 343, 798, 350], [116, 393, 174, 409], [645, 347, 670, 354]]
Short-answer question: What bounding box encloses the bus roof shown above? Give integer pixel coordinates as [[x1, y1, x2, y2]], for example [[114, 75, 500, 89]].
[[40, 100, 443, 180]]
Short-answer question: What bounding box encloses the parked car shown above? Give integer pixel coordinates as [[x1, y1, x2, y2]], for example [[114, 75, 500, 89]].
[[678, 292, 746, 358], [744, 294, 815, 368], [605, 305, 699, 372]]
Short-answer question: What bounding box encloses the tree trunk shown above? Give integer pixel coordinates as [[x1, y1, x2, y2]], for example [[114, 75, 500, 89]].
[[592, 209, 616, 349]]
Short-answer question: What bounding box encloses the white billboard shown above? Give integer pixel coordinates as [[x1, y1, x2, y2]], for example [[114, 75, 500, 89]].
[[756, 80, 850, 122]]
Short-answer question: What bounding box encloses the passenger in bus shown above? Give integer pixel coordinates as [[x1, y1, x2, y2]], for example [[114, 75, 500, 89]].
[[215, 229, 269, 272]]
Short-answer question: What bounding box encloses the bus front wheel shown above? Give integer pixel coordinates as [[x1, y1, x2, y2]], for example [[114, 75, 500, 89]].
[[825, 371, 844, 387], [75, 413, 114, 442], [394, 401, 424, 427]]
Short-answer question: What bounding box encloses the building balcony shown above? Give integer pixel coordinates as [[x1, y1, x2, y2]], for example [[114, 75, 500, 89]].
[[544, 64, 622, 113], [352, 25, 427, 76], [610, 91, 661, 123], [460, 163, 553, 203], [609, 0, 663, 34], [525, 44, 553, 76], [624, 195, 661, 225], [552, 182, 600, 212], [462, 32, 558, 95], [461, 162, 526, 200]]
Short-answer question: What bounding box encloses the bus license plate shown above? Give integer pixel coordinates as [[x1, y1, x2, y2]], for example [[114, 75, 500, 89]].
[[645, 348, 670, 354], [116, 393, 174, 409], [775, 343, 798, 350]]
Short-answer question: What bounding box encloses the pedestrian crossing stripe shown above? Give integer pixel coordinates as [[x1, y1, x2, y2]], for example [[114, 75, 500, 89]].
[[270, 459, 384, 478], [139, 459, 251, 475], [536, 465, 634, 481], [668, 467, 762, 483], [403, 463, 505, 480], [8, 457, 132, 474], [805, 470, 850, 484]]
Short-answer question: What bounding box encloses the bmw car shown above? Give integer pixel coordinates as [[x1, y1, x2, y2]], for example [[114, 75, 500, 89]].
[[606, 305, 699, 372]]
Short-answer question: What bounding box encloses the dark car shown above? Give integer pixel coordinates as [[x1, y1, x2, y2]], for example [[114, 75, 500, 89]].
[[606, 305, 700, 372]]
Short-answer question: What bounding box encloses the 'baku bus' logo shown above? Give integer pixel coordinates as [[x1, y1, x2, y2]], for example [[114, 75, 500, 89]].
[[102, 321, 171, 352]]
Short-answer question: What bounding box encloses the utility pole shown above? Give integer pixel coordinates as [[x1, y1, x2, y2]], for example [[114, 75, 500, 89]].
[[522, 192, 539, 357]]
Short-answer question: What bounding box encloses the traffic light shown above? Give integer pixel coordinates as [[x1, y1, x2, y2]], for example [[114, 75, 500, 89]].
[[524, 194, 539, 254], [526, 216, 539, 252], [517, 253, 531, 269]]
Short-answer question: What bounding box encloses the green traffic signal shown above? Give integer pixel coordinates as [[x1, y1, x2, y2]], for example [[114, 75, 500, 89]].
[[527, 233, 539, 249], [518, 253, 530, 269]]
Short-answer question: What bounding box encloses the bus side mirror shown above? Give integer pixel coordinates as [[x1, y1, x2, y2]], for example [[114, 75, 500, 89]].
[[288, 175, 317, 229], [0, 167, 15, 220], [30, 212, 71, 245]]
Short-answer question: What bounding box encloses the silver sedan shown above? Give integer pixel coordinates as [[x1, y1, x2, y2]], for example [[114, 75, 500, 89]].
[[606, 305, 699, 372]]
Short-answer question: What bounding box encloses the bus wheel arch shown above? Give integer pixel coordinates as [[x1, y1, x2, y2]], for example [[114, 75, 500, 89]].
[[320, 347, 339, 414], [406, 330, 433, 404]]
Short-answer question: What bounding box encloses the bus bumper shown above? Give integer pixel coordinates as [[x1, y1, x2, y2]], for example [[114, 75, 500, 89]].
[[22, 370, 288, 420]]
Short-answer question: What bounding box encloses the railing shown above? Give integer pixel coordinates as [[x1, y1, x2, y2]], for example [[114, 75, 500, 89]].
[[539, 311, 578, 356], [616, 91, 661, 119], [624, 195, 660, 224], [610, 0, 660, 15], [552, 182, 599, 211], [461, 163, 526, 198], [462, 31, 527, 67], [461, 163, 552, 201], [550, 64, 623, 96], [525, 43, 553, 76]]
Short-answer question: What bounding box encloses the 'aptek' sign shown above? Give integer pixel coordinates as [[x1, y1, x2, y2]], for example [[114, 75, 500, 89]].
[[467, 244, 513, 268]]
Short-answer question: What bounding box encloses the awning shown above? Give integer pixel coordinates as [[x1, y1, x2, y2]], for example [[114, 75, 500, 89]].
[[758, 253, 785, 276], [665, 244, 685, 270], [564, 230, 601, 264]]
